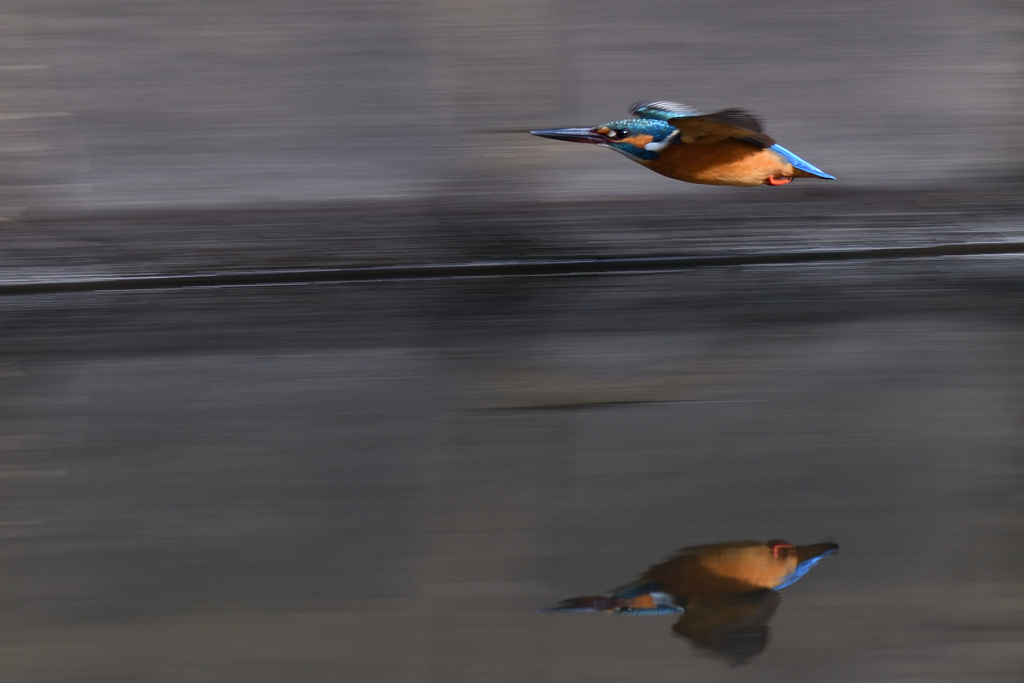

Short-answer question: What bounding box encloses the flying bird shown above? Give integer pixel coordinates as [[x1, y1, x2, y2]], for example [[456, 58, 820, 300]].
[[540, 539, 838, 663], [530, 101, 834, 187]]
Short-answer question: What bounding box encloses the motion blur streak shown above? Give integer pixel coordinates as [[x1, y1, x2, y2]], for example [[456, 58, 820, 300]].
[[0, 1, 1023, 682], [0, 0, 1021, 208]]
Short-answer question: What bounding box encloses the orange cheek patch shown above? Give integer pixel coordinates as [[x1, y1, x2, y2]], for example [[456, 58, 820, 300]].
[[596, 127, 611, 135], [622, 134, 654, 147]]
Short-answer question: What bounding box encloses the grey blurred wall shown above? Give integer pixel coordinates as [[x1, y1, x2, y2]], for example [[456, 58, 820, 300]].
[[1, 0, 1021, 211]]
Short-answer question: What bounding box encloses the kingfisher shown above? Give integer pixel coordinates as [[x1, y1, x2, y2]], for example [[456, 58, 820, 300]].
[[540, 540, 838, 663], [530, 101, 834, 187]]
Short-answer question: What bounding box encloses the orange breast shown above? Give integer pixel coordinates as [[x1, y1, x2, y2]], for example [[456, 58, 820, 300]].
[[643, 543, 797, 595], [643, 141, 792, 187]]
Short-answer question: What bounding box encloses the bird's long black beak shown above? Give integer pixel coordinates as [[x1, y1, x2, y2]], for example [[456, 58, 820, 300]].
[[529, 127, 606, 144]]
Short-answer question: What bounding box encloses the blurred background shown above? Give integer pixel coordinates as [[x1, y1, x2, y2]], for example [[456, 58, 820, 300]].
[[0, 1, 1023, 681], [1, 0, 1022, 209]]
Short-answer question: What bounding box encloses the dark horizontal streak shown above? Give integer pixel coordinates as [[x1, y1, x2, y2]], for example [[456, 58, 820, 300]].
[[2, 241, 1024, 296]]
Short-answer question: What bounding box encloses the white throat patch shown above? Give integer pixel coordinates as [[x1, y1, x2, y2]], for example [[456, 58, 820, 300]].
[[644, 129, 679, 152]]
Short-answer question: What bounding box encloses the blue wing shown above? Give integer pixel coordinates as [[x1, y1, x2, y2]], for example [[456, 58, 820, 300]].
[[770, 144, 835, 180]]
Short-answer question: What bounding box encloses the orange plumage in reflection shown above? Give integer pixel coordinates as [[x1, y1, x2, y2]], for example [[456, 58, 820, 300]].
[[541, 539, 837, 663], [641, 540, 839, 595]]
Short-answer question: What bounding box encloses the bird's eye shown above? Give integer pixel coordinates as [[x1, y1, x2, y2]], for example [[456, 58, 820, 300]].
[[607, 128, 629, 139]]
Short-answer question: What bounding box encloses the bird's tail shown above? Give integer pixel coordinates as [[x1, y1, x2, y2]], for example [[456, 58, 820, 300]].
[[769, 144, 835, 180]]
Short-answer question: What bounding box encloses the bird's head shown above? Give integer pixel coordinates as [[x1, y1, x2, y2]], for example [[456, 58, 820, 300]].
[[530, 118, 676, 162]]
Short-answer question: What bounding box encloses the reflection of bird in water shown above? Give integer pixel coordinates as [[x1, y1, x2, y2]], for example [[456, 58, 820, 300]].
[[541, 540, 838, 664], [530, 101, 834, 187]]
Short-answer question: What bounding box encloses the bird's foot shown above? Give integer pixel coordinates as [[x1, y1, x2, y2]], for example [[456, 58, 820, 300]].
[[765, 175, 793, 186]]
